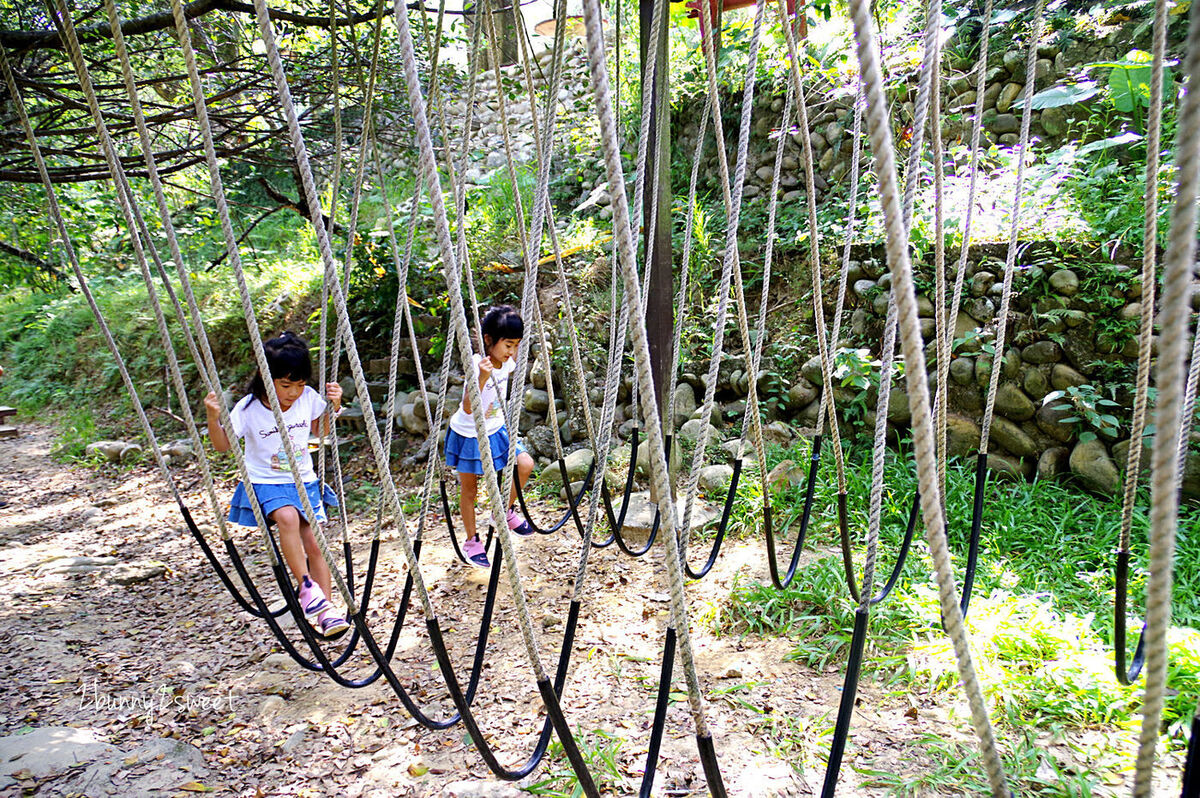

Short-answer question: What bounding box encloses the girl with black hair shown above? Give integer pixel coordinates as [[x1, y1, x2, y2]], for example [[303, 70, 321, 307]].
[[444, 305, 535, 567], [203, 331, 349, 637]]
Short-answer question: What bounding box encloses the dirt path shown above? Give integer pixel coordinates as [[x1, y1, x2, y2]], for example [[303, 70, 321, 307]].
[[0, 423, 1161, 797]]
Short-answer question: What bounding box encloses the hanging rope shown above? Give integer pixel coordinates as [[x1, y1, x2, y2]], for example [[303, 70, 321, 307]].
[[844, 0, 1010, 791], [579, 0, 725, 792], [1114, 0, 1169, 687], [1131, 0, 1200, 790]]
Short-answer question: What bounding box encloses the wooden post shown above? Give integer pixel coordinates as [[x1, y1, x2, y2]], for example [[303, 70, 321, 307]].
[[640, 0, 673, 440]]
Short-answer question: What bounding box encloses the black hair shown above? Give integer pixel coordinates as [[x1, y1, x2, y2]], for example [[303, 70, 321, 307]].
[[247, 331, 313, 402], [480, 305, 524, 353]]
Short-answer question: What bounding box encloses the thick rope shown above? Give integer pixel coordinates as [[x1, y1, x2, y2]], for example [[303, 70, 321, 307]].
[[1118, 0, 1168, 551], [937, 0, 994, 477], [844, 0, 1009, 791], [776, 0, 846, 490], [979, 0, 1046, 454], [678, 0, 767, 546], [1132, 1, 1200, 791], [1, 40, 272, 570], [389, 0, 558, 684], [581, 0, 716, 742], [100, 0, 247, 550]]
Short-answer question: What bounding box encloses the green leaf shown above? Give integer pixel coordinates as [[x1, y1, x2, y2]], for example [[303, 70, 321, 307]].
[[1093, 50, 1175, 112], [1014, 81, 1100, 110], [1078, 131, 1143, 156]]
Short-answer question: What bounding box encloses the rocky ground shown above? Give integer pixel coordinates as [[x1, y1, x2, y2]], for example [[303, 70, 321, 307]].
[[0, 423, 1185, 797]]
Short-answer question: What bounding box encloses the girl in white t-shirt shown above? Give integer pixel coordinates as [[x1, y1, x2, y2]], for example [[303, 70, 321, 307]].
[[204, 332, 349, 638], [444, 306, 535, 567]]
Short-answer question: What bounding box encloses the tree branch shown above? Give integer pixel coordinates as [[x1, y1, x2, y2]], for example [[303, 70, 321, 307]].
[[207, 205, 284, 270], [0, 238, 71, 287], [0, 0, 475, 51]]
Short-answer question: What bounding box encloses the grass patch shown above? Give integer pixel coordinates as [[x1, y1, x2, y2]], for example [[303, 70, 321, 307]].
[[711, 436, 1200, 789], [522, 729, 627, 797]]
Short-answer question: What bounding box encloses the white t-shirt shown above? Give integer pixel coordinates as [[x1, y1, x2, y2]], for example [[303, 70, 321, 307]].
[[229, 386, 326, 484], [449, 354, 515, 438]]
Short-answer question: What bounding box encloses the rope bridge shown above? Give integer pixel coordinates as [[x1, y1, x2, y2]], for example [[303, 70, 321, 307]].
[[4, 0, 1200, 793]]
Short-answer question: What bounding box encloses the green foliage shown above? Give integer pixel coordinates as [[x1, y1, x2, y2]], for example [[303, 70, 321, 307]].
[[1042, 384, 1123, 441], [522, 730, 626, 797], [710, 437, 1200, 793], [1091, 50, 1175, 124], [0, 260, 323, 416], [50, 405, 101, 462]]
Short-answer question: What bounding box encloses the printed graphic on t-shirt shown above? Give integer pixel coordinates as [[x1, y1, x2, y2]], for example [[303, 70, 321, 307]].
[[271, 441, 296, 472], [485, 393, 503, 421], [255, 418, 310, 472]]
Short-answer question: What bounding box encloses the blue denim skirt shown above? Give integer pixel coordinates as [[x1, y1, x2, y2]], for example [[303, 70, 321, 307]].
[[228, 480, 339, 527], [444, 426, 526, 475]]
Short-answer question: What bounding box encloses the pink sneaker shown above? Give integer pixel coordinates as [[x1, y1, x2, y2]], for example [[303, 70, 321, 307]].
[[318, 611, 351, 639], [507, 508, 533, 536], [297, 574, 329, 617], [462, 537, 490, 568]]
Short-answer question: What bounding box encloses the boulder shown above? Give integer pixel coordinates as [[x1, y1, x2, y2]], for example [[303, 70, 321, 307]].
[[766, 459, 807, 492], [950, 357, 975, 385], [523, 387, 550, 414], [673, 383, 697, 429], [867, 291, 888, 315], [1112, 438, 1152, 476], [1069, 438, 1120, 495], [399, 403, 429, 435], [1023, 368, 1050, 401], [974, 355, 994, 388], [1002, 348, 1023, 379], [787, 378, 819, 410], [1050, 364, 1088, 390], [691, 403, 724, 428], [994, 383, 1035, 421], [85, 440, 129, 463], [886, 389, 912, 424], [524, 425, 558, 459], [970, 271, 997, 297], [1048, 268, 1080, 296], [679, 419, 722, 447], [160, 439, 194, 462], [107, 560, 168, 586], [989, 417, 1038, 457], [530, 356, 548, 389], [945, 414, 982, 458], [761, 421, 797, 446], [997, 81, 1025, 113], [987, 112, 1020, 134], [1036, 446, 1070, 481], [1040, 106, 1068, 137], [1061, 329, 1099, 375], [1036, 399, 1077, 443], [800, 355, 824, 386], [1003, 50, 1027, 79], [986, 452, 1029, 481], [853, 279, 876, 300], [697, 464, 735, 495], [1022, 341, 1062, 364], [964, 297, 995, 323], [538, 448, 594, 487]]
